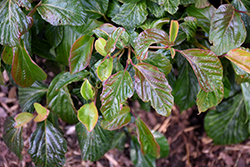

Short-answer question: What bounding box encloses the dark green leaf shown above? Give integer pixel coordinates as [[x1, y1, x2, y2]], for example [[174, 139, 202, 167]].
[[0, 0, 31, 46], [105, 27, 125, 54], [18, 81, 47, 113], [101, 106, 131, 130], [163, 0, 180, 15], [11, 42, 47, 87], [47, 73, 78, 124], [134, 28, 169, 60], [111, 132, 127, 151], [75, 121, 114, 162], [233, 63, 250, 84], [54, 70, 89, 90], [173, 61, 199, 111], [180, 0, 195, 5], [152, 131, 169, 158], [29, 120, 67, 167], [45, 25, 63, 49], [37, 0, 86, 26], [147, 1, 165, 18], [112, 1, 148, 31], [130, 136, 156, 167], [107, 0, 121, 18], [134, 63, 174, 116], [69, 35, 94, 74], [204, 94, 249, 145], [3, 117, 23, 159], [179, 49, 223, 92], [186, 5, 215, 34], [101, 70, 133, 120], [136, 118, 160, 158], [81, 0, 109, 19], [16, 0, 31, 10], [232, 0, 250, 43], [226, 48, 250, 74], [241, 82, 250, 120], [180, 17, 197, 42], [143, 51, 172, 76], [31, 39, 56, 61], [140, 18, 170, 30], [209, 4, 246, 55], [56, 19, 101, 65], [1, 46, 13, 65], [78, 102, 99, 132]]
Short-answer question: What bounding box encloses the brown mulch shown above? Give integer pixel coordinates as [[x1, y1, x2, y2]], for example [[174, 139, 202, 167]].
[[1, 70, 250, 167]]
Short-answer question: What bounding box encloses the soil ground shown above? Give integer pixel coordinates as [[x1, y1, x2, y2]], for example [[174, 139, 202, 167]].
[[1, 70, 250, 167]]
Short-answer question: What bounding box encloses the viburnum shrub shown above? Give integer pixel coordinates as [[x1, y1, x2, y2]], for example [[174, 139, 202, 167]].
[[1, 0, 250, 166]]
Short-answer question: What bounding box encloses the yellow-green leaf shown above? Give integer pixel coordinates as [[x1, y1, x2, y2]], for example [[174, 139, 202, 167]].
[[14, 112, 35, 128], [95, 38, 108, 56], [33, 103, 50, 122], [80, 79, 94, 101], [169, 20, 179, 44], [96, 57, 113, 81], [78, 102, 99, 132]]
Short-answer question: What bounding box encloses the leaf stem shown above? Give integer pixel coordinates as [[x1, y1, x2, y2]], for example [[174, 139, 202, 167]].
[[193, 41, 209, 50], [225, 0, 231, 4], [103, 15, 110, 23], [234, 9, 250, 17], [128, 47, 131, 60], [149, 46, 168, 49], [28, 1, 42, 17], [130, 109, 138, 119]]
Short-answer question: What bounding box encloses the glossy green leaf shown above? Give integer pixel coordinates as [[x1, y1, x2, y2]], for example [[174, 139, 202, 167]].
[[146, 1, 165, 18], [31, 39, 56, 61], [130, 136, 156, 167], [81, 0, 109, 19], [14, 112, 35, 128], [152, 131, 169, 158], [18, 81, 47, 113], [29, 120, 67, 167], [195, 0, 209, 8], [209, 4, 246, 56], [196, 83, 224, 112], [78, 102, 98, 132], [11, 43, 47, 87], [93, 23, 116, 40], [34, 103, 50, 122], [136, 118, 160, 158], [180, 17, 197, 42], [75, 120, 114, 162], [143, 51, 172, 76], [100, 70, 133, 120], [95, 38, 108, 56], [107, 0, 121, 18], [111, 132, 126, 151], [69, 35, 94, 74], [105, 27, 125, 54], [173, 61, 199, 111], [186, 5, 216, 34], [0, 0, 30, 47], [112, 1, 148, 31], [180, 0, 195, 5], [54, 70, 89, 90], [226, 48, 250, 74], [16, 0, 31, 10], [204, 94, 249, 144], [241, 82, 250, 120], [169, 20, 179, 44], [232, 0, 250, 43], [96, 57, 113, 81], [47, 73, 78, 124], [56, 19, 101, 65], [80, 79, 94, 101], [37, 0, 86, 26], [101, 106, 131, 130], [45, 25, 63, 49], [3, 117, 23, 159], [164, 0, 180, 15], [179, 49, 223, 92], [134, 63, 174, 116], [140, 18, 170, 30], [233, 64, 250, 84], [134, 28, 169, 60], [2, 46, 13, 65]]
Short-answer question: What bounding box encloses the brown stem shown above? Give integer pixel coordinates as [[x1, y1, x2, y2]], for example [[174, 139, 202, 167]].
[[28, 1, 42, 17], [234, 9, 250, 17]]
